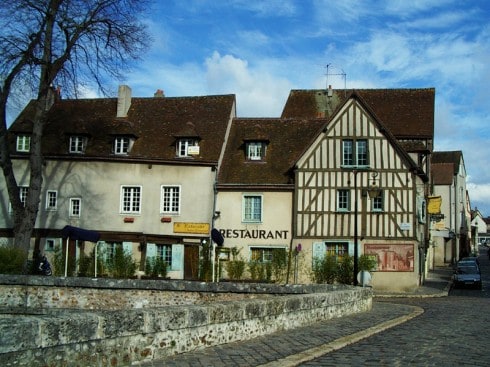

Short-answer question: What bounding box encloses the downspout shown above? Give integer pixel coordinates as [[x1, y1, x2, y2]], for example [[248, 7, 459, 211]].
[[286, 167, 298, 284]]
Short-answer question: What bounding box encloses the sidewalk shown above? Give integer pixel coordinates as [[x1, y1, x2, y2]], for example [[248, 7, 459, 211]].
[[136, 267, 453, 367], [374, 265, 454, 298]]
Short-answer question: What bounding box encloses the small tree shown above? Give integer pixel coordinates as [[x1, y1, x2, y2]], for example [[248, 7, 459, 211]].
[[0, 245, 26, 274], [337, 255, 354, 284], [225, 247, 246, 281], [105, 246, 137, 278], [53, 245, 76, 276], [311, 255, 338, 284], [271, 248, 288, 283], [358, 254, 378, 272], [145, 257, 167, 278]]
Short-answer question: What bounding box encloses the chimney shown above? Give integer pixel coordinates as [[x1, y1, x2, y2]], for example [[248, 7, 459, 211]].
[[117, 85, 132, 117], [154, 89, 165, 97], [327, 85, 333, 97]]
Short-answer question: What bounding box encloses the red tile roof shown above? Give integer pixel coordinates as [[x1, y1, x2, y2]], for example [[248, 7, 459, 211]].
[[281, 88, 435, 139], [218, 118, 326, 186], [9, 94, 236, 164], [431, 163, 455, 185]]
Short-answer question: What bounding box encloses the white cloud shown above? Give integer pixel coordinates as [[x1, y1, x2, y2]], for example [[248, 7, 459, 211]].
[[205, 51, 292, 116]]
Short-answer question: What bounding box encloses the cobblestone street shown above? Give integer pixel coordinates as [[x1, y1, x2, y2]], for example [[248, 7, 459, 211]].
[[138, 247, 490, 367]]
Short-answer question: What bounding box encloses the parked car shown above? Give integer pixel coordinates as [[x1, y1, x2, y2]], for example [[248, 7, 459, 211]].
[[458, 257, 480, 273], [453, 264, 482, 289]]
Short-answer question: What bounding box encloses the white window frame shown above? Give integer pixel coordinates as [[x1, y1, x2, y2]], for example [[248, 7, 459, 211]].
[[242, 194, 263, 223], [249, 245, 287, 263], [156, 244, 172, 267], [45, 190, 58, 211], [69, 136, 86, 154], [16, 135, 31, 152], [45, 238, 57, 252], [342, 139, 369, 168], [372, 190, 384, 212], [177, 138, 197, 157], [161, 185, 181, 214], [120, 185, 142, 214], [114, 136, 131, 155], [247, 142, 265, 161], [10, 186, 29, 213], [337, 189, 350, 212], [69, 197, 82, 217]]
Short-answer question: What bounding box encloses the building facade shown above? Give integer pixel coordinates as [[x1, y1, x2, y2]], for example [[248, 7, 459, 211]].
[[1, 86, 437, 291]]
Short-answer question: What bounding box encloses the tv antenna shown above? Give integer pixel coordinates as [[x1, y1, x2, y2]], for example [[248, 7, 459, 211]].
[[325, 64, 347, 93]]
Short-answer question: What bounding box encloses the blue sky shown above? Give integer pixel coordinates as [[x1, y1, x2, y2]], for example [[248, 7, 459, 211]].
[[130, 0, 490, 216], [12, 1, 490, 216], [93, 0, 490, 217]]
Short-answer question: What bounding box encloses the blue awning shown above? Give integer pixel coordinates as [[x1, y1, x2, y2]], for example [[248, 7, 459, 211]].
[[61, 225, 100, 242]]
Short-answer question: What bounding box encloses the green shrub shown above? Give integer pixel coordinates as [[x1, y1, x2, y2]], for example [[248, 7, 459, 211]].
[[225, 247, 246, 280], [145, 256, 168, 278], [358, 254, 378, 272], [105, 246, 137, 278], [77, 248, 105, 277], [0, 245, 26, 274], [311, 255, 338, 284], [337, 254, 354, 284], [199, 241, 212, 281], [53, 245, 76, 276], [271, 248, 288, 283]]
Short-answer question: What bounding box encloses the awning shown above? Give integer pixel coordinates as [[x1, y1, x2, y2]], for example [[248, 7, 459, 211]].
[[61, 225, 100, 242]]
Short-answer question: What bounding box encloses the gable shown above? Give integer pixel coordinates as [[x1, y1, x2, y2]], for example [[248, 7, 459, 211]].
[[296, 97, 415, 172]]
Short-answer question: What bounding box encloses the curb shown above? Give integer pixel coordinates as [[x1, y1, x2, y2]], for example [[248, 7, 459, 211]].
[[257, 305, 424, 367]]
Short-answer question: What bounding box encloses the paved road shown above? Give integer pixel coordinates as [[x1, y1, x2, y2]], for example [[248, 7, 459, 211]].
[[138, 247, 490, 367]]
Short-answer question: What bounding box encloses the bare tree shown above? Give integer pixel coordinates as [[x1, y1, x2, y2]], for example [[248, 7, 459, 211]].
[[0, 0, 151, 257]]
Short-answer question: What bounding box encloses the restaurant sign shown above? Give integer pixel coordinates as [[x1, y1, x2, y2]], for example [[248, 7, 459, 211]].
[[173, 222, 210, 234]]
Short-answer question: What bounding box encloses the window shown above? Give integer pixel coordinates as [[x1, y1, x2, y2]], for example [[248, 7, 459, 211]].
[[161, 186, 180, 214], [243, 194, 262, 222], [325, 242, 349, 259], [45, 190, 57, 210], [16, 135, 30, 152], [114, 137, 131, 155], [69, 136, 87, 153], [156, 244, 172, 267], [45, 239, 56, 252], [250, 247, 287, 263], [247, 142, 266, 161], [69, 198, 81, 217], [121, 186, 141, 214], [342, 139, 368, 167], [372, 191, 384, 212], [106, 242, 122, 261], [19, 186, 29, 206], [177, 138, 198, 157], [337, 189, 350, 211]]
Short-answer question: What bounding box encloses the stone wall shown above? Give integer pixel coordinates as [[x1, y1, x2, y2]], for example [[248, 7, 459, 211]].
[[0, 275, 372, 366]]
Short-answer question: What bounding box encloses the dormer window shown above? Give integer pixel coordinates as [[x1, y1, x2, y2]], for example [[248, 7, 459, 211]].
[[177, 138, 199, 157], [114, 136, 133, 155], [69, 136, 87, 154], [247, 141, 266, 161], [16, 135, 31, 152]]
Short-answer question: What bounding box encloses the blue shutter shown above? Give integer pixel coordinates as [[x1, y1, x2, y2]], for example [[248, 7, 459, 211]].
[[122, 242, 133, 256], [312, 242, 326, 262], [146, 243, 156, 259], [171, 244, 184, 271]]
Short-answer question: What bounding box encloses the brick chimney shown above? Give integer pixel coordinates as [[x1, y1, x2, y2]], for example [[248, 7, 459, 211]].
[[117, 85, 132, 117], [154, 89, 165, 97]]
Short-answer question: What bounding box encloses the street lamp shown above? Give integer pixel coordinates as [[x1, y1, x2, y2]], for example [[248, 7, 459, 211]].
[[352, 170, 380, 286]]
